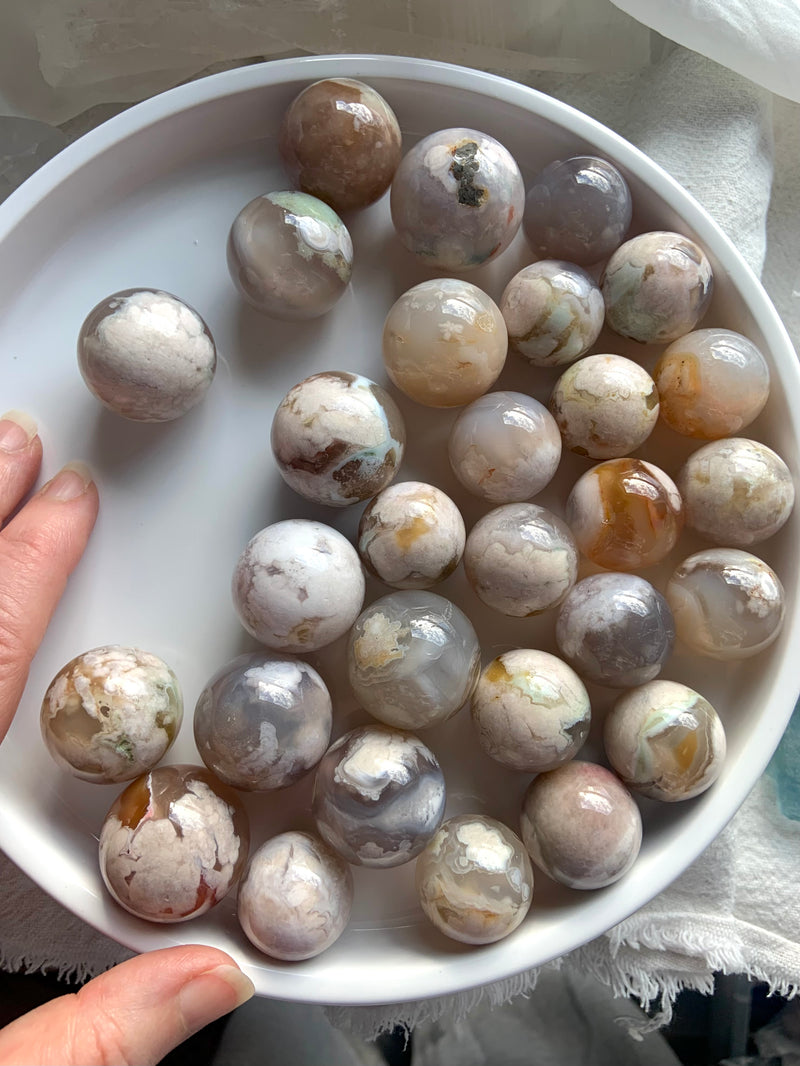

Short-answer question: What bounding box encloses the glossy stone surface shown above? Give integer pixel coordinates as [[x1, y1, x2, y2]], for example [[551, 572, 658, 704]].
[[565, 458, 684, 571], [78, 288, 216, 422], [465, 503, 578, 616], [193, 653, 332, 791], [227, 191, 352, 319], [604, 680, 726, 802], [391, 127, 524, 270], [347, 591, 480, 731], [471, 649, 590, 772], [500, 260, 604, 367], [555, 573, 675, 688], [523, 156, 632, 266], [601, 231, 713, 344], [357, 481, 465, 590], [677, 438, 795, 547], [520, 761, 642, 890], [666, 548, 785, 660], [448, 391, 562, 503], [232, 519, 365, 652], [279, 78, 402, 212], [382, 279, 507, 407], [99, 765, 249, 922], [654, 328, 770, 439], [41, 645, 182, 784], [312, 725, 446, 868], [237, 831, 353, 961], [416, 814, 533, 945], [549, 354, 659, 459], [271, 370, 405, 507]]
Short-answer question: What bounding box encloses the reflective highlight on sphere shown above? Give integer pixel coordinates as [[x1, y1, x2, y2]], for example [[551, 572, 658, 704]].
[[382, 279, 507, 407], [312, 725, 446, 868], [666, 548, 785, 660], [471, 649, 590, 772], [448, 391, 562, 503], [500, 260, 604, 367], [601, 231, 713, 344], [520, 762, 642, 890], [193, 653, 332, 791], [78, 288, 216, 422], [604, 680, 726, 802], [566, 458, 684, 571], [99, 765, 249, 922], [237, 831, 353, 961], [271, 371, 405, 507], [232, 519, 365, 652], [677, 438, 795, 547], [357, 481, 465, 590], [465, 503, 578, 616], [347, 591, 480, 731], [280, 78, 402, 212], [416, 814, 533, 945], [41, 645, 182, 784], [549, 354, 659, 460], [227, 191, 352, 319], [654, 328, 770, 439], [555, 573, 675, 688], [523, 156, 632, 266], [391, 127, 524, 270]]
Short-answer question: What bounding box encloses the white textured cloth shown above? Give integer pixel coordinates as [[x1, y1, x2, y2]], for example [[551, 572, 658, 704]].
[[2, 6, 800, 1043]]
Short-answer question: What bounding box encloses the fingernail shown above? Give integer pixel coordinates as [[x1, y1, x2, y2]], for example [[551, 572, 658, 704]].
[[178, 964, 255, 1033], [0, 410, 38, 453], [41, 461, 95, 501]]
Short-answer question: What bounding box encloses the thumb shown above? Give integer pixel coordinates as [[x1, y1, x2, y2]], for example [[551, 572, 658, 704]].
[[0, 945, 255, 1066]]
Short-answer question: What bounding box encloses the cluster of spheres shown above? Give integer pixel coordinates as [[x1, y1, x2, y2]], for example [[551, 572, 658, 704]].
[[53, 75, 795, 966]]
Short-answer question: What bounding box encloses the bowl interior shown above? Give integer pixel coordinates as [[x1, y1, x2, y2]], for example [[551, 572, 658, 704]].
[[0, 54, 798, 1006]]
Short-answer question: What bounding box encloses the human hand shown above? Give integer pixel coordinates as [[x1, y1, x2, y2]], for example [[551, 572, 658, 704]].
[[0, 411, 254, 1065]]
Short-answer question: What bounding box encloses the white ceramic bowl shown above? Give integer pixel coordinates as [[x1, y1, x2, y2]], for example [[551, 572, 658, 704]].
[[1, 54, 798, 1006]]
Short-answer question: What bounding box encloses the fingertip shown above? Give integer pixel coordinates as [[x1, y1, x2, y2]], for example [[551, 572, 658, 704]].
[[39, 461, 96, 503], [178, 964, 256, 1034]]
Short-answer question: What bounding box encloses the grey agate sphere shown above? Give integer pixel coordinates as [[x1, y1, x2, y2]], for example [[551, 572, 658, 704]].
[[194, 653, 332, 791], [312, 725, 446, 868], [556, 573, 675, 688]]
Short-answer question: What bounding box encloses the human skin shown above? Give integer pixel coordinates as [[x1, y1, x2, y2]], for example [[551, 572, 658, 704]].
[[0, 410, 254, 1066]]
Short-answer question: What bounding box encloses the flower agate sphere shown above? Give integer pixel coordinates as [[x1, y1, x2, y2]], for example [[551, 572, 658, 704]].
[[357, 482, 465, 590], [312, 725, 446, 868], [448, 391, 562, 503], [549, 355, 659, 460], [280, 78, 402, 212], [666, 549, 785, 660], [566, 459, 683, 571], [464, 503, 578, 616], [416, 815, 533, 945], [227, 191, 352, 319], [604, 680, 726, 802], [78, 289, 216, 422], [520, 762, 642, 890], [99, 765, 249, 922], [654, 329, 770, 439], [391, 128, 524, 270], [193, 653, 332, 791], [41, 645, 182, 784], [237, 832, 353, 961], [602, 231, 713, 344], [471, 650, 591, 772], [232, 520, 365, 652], [347, 591, 480, 730], [500, 261, 604, 368], [523, 156, 632, 266], [271, 371, 405, 506], [382, 279, 507, 407], [677, 438, 795, 547], [555, 574, 675, 688]]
